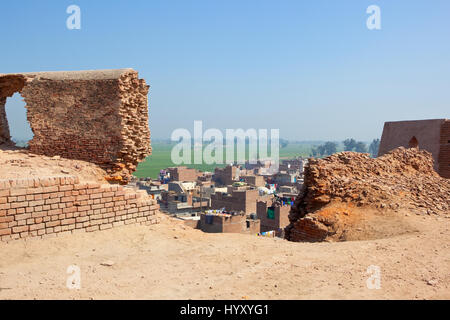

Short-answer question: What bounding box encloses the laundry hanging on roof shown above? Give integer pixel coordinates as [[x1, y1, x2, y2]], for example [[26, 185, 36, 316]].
[[267, 207, 275, 219]]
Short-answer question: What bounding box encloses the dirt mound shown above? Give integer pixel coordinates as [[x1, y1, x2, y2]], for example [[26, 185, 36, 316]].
[[0, 146, 108, 183], [285, 147, 450, 242]]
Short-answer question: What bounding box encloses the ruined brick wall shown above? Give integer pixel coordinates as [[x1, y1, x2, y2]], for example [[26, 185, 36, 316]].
[[0, 74, 27, 145], [285, 148, 450, 242], [378, 119, 445, 174], [0, 69, 151, 182], [0, 96, 8, 144], [0, 175, 159, 242], [439, 120, 450, 178]]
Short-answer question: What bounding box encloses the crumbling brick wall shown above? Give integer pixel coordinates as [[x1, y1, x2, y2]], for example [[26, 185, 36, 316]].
[[285, 147, 450, 242], [439, 120, 450, 178], [378, 119, 449, 179], [0, 69, 151, 182], [0, 96, 8, 144], [0, 175, 159, 242]]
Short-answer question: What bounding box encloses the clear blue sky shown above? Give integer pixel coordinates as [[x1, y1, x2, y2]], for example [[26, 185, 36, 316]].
[[1, 0, 449, 141]]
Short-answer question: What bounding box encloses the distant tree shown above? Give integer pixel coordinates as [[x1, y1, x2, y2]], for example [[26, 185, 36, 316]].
[[369, 138, 380, 157], [280, 139, 289, 149], [343, 138, 357, 151], [310, 141, 337, 157], [323, 141, 337, 155], [310, 146, 320, 157], [354, 141, 368, 153]]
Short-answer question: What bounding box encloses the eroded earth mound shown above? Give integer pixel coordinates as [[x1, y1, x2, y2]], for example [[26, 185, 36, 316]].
[[285, 147, 450, 242], [0, 146, 108, 183]]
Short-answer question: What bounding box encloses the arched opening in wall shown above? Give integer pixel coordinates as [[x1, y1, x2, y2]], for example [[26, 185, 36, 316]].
[[4, 92, 33, 147], [408, 136, 419, 149]]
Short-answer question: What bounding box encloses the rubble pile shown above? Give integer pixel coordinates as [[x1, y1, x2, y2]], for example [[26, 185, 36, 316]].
[[285, 147, 450, 242]]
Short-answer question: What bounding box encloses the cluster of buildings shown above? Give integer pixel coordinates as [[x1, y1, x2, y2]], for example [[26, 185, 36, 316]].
[[131, 158, 307, 237]]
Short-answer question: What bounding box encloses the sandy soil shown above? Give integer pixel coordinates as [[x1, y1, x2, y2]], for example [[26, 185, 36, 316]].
[[0, 146, 107, 182], [0, 213, 449, 300]]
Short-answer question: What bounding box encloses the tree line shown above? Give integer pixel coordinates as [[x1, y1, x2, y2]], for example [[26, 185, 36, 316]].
[[310, 138, 380, 158]]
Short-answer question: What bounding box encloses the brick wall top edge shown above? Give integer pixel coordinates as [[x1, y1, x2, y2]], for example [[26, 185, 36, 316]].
[[383, 119, 447, 125], [0, 69, 136, 81], [0, 175, 79, 190]]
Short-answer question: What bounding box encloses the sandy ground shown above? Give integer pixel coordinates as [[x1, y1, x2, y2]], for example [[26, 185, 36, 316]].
[[0, 146, 107, 182], [0, 213, 449, 300]]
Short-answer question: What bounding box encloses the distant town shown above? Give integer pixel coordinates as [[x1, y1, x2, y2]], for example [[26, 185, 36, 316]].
[[130, 157, 306, 237]]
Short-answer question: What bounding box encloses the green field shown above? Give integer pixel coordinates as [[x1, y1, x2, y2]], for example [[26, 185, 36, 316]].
[[134, 141, 319, 179]]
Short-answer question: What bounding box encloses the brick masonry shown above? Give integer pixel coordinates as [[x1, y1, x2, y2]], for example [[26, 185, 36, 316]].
[[378, 118, 449, 179], [0, 175, 160, 242], [0, 69, 151, 183], [256, 201, 290, 233], [439, 120, 450, 178]]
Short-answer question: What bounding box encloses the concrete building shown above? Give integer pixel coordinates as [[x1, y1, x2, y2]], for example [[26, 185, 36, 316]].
[[210, 186, 271, 214], [378, 119, 450, 178], [160, 181, 209, 214], [197, 212, 260, 234], [213, 165, 240, 186], [167, 166, 201, 182], [279, 158, 306, 173], [257, 200, 290, 234], [272, 171, 299, 185], [241, 175, 266, 187], [136, 179, 167, 201]]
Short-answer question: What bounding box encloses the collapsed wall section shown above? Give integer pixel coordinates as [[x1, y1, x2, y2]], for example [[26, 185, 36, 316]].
[[0, 176, 160, 242], [285, 147, 450, 242]]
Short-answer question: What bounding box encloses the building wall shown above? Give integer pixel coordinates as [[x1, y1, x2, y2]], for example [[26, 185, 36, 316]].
[[287, 217, 328, 242], [257, 201, 290, 233], [211, 189, 261, 214], [199, 214, 260, 234], [242, 175, 265, 187], [0, 69, 151, 182], [439, 120, 450, 178], [0, 175, 159, 242], [213, 166, 238, 186], [378, 119, 445, 172], [168, 167, 200, 182]]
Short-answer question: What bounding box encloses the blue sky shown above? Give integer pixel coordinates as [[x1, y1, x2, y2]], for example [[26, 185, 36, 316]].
[[1, 0, 449, 141]]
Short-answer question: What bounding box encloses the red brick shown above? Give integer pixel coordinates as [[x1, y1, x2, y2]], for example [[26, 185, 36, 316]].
[[12, 225, 29, 233]]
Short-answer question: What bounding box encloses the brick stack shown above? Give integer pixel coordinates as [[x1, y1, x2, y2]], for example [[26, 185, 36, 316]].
[[0, 175, 159, 242]]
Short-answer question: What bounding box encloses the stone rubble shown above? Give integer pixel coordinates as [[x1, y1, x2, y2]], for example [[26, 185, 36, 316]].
[[285, 147, 450, 242]]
